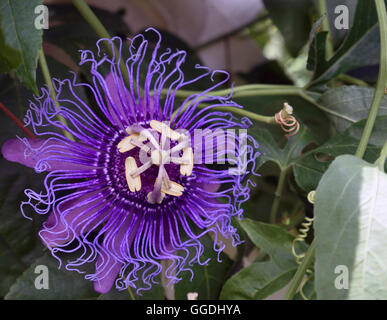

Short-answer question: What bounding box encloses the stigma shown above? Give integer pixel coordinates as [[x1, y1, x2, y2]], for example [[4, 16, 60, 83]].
[[117, 120, 193, 204]]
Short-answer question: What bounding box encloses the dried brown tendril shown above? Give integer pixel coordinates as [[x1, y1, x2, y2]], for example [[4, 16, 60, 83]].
[[275, 102, 300, 138]]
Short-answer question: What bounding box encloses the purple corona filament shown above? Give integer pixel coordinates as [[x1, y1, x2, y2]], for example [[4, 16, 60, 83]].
[[1, 28, 259, 294]]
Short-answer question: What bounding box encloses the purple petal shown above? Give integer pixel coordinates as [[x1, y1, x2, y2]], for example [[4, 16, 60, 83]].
[[203, 180, 220, 193], [2, 138, 93, 171], [93, 251, 123, 294], [39, 193, 105, 247]]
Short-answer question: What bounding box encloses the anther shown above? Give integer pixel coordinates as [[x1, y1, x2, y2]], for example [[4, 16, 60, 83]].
[[150, 120, 181, 140], [159, 179, 184, 196], [125, 157, 141, 192], [180, 147, 193, 176], [118, 133, 147, 153]]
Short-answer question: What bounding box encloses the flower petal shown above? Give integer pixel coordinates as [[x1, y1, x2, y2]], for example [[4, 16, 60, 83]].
[[93, 252, 123, 294], [2, 138, 93, 171], [39, 193, 106, 247]]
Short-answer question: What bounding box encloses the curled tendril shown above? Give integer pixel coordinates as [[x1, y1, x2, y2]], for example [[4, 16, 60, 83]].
[[275, 102, 300, 138], [292, 216, 315, 300]]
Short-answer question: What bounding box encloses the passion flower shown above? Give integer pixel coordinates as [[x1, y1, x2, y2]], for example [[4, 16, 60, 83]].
[[2, 29, 259, 294]]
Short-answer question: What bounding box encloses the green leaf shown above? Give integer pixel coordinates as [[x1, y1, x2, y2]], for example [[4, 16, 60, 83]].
[[5, 253, 98, 300], [307, 1, 382, 87], [251, 123, 317, 171], [0, 236, 27, 297], [0, 25, 22, 72], [294, 116, 387, 192], [174, 234, 233, 300], [317, 86, 387, 132], [306, 17, 328, 73], [238, 218, 306, 270], [314, 155, 387, 299], [263, 0, 312, 56], [0, 0, 43, 93], [220, 261, 296, 300]]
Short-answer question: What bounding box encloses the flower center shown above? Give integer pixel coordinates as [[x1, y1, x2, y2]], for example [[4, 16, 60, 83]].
[[117, 120, 193, 204]]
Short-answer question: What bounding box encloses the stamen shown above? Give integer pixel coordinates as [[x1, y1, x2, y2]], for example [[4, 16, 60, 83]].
[[119, 120, 194, 203], [118, 133, 146, 153], [126, 126, 160, 150], [150, 120, 181, 140], [161, 171, 172, 190], [130, 160, 152, 178], [125, 157, 141, 192], [180, 147, 193, 176], [159, 179, 184, 196], [170, 157, 191, 165]]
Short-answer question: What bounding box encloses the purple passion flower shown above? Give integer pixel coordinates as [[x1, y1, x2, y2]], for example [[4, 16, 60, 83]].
[[2, 29, 259, 294]]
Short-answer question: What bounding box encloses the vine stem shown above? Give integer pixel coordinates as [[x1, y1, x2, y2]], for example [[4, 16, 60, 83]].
[[355, 0, 387, 158], [71, 0, 141, 96], [269, 168, 288, 224], [127, 286, 136, 300], [376, 140, 387, 171], [72, 0, 110, 39], [284, 240, 316, 300], [38, 49, 75, 141], [337, 74, 371, 87], [170, 96, 276, 124], [167, 85, 354, 124], [284, 0, 387, 300], [0, 101, 36, 139]]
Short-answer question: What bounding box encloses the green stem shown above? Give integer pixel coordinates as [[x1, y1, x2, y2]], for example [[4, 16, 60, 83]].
[[71, 0, 139, 95], [167, 86, 353, 124], [169, 86, 296, 123], [171, 101, 275, 124], [38, 49, 75, 141], [127, 286, 136, 300], [337, 74, 371, 87], [284, 240, 316, 300], [270, 168, 288, 224], [355, 0, 387, 158], [166, 84, 297, 98], [317, 0, 334, 59], [376, 140, 387, 171], [72, 0, 110, 39]]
